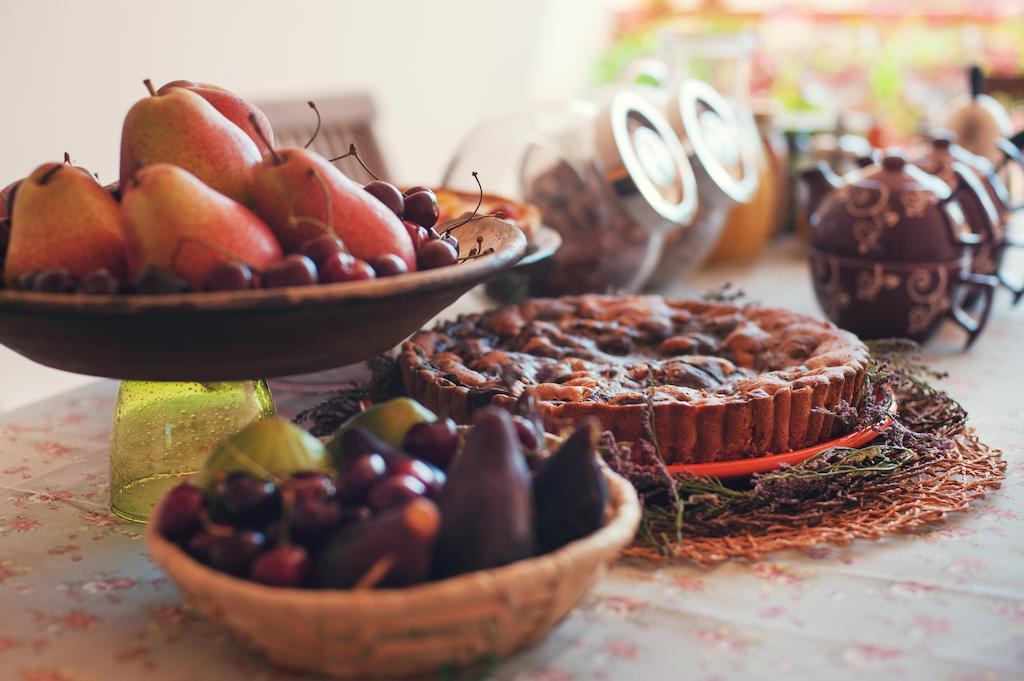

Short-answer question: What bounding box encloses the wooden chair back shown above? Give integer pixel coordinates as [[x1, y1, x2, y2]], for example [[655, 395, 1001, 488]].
[[256, 93, 389, 183]]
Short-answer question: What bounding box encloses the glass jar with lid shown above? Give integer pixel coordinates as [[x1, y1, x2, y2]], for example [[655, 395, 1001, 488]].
[[442, 89, 698, 295], [645, 77, 762, 286]]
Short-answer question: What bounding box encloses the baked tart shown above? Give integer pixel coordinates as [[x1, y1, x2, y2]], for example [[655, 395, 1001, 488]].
[[400, 295, 870, 464], [434, 189, 541, 244]]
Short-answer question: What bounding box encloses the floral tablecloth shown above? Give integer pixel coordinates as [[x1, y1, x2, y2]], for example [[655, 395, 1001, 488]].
[[2, 241, 1023, 681]]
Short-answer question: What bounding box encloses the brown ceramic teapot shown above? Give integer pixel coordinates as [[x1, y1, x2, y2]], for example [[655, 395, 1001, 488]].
[[911, 133, 1024, 304], [802, 153, 998, 347]]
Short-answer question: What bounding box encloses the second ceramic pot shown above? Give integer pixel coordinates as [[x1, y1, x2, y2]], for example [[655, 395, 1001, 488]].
[[809, 250, 997, 346]]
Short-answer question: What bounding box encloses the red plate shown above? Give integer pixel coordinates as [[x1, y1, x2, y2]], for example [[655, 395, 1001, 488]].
[[664, 386, 897, 480]]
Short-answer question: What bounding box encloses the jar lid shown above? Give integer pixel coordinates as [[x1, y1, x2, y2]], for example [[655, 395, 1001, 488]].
[[593, 90, 698, 233], [673, 79, 758, 205]]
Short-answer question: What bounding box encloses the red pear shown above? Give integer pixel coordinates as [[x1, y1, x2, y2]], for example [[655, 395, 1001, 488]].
[[4, 162, 126, 285], [157, 80, 275, 156], [121, 164, 282, 290], [120, 81, 261, 204], [250, 148, 415, 269]]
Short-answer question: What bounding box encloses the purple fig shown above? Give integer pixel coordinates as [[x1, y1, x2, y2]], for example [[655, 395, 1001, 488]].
[[433, 408, 534, 578], [532, 418, 608, 553]]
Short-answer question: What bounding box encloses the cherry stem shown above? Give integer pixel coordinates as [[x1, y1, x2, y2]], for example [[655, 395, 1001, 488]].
[[278, 486, 296, 546], [328, 144, 381, 181], [38, 163, 64, 185], [168, 236, 253, 272], [458, 247, 495, 263], [248, 113, 283, 164], [443, 171, 484, 236], [304, 101, 322, 149], [353, 555, 396, 589], [143, 78, 157, 97]]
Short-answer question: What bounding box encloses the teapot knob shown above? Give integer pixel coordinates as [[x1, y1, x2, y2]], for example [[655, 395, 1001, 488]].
[[931, 130, 955, 150], [881, 154, 906, 172]]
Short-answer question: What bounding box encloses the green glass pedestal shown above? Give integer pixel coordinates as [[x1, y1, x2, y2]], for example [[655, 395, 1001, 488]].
[[109, 380, 275, 523]]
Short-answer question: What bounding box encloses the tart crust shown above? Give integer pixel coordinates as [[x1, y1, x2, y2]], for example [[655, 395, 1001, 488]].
[[399, 295, 870, 464]]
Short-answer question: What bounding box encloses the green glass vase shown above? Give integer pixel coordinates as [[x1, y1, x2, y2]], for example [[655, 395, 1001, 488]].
[[109, 380, 275, 523]]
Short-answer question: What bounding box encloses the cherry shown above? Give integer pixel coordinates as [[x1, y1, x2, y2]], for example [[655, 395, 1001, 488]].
[[15, 271, 38, 291], [319, 252, 376, 284], [403, 185, 430, 196], [403, 220, 430, 251], [403, 419, 459, 470], [364, 181, 404, 217], [207, 530, 266, 576], [289, 497, 342, 547], [249, 545, 310, 587], [205, 260, 254, 291], [77, 268, 119, 295], [215, 473, 282, 529], [33, 268, 76, 293], [157, 483, 205, 540], [263, 254, 317, 288], [371, 253, 408, 277], [135, 266, 188, 294], [367, 474, 426, 511], [299, 235, 344, 266], [389, 456, 446, 497], [338, 453, 387, 504], [288, 472, 337, 501], [417, 239, 459, 270], [185, 530, 221, 563], [0, 218, 9, 255], [442, 233, 459, 252], [403, 188, 439, 228]]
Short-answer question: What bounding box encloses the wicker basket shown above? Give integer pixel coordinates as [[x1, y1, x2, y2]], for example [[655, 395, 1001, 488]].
[[146, 468, 641, 678]]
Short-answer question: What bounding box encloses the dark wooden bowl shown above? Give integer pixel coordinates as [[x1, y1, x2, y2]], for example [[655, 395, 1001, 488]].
[[0, 218, 526, 381]]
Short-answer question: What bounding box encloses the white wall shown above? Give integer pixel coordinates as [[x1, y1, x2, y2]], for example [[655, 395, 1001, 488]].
[[0, 0, 614, 410]]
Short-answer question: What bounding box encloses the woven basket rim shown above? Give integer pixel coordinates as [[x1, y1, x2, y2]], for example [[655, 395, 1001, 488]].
[[146, 467, 641, 609]]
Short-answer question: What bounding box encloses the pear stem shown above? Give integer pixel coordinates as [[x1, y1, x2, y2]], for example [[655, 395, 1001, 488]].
[[143, 79, 157, 97], [38, 163, 64, 186], [249, 113, 283, 164], [328, 144, 381, 181], [304, 101, 322, 149]]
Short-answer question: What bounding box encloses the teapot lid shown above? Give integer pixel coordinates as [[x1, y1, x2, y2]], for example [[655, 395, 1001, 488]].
[[852, 151, 953, 199], [593, 89, 699, 233], [671, 78, 759, 204], [811, 150, 973, 262]]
